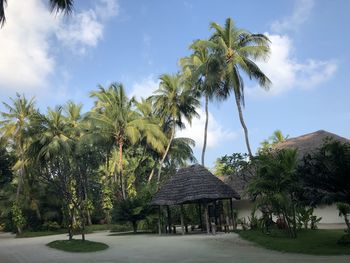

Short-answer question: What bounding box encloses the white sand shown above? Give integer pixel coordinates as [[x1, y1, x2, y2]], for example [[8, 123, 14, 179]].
[[0, 231, 349, 263]]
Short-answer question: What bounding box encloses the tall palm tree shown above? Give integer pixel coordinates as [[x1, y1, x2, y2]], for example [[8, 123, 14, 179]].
[[0, 94, 34, 234], [151, 74, 199, 183], [29, 107, 78, 240], [89, 83, 166, 199], [0, 0, 74, 27], [180, 40, 222, 166], [208, 18, 271, 157]]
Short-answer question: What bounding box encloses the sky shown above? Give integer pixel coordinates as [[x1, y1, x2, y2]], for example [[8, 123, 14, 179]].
[[0, 0, 349, 168]]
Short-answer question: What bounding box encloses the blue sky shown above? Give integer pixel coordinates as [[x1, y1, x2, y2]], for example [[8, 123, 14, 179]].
[[0, 0, 349, 168]]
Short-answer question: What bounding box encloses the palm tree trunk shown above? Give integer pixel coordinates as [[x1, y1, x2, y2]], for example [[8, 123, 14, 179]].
[[234, 95, 253, 157], [201, 95, 209, 166], [118, 138, 126, 200], [157, 123, 176, 184], [147, 163, 156, 184]]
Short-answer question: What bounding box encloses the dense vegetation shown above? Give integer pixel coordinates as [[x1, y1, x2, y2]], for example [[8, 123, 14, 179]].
[[0, 17, 272, 241], [216, 132, 350, 245]]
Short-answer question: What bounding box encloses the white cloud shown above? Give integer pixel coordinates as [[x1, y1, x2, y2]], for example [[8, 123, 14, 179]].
[[56, 0, 119, 54], [0, 0, 57, 95], [271, 0, 315, 33], [129, 75, 159, 100], [177, 107, 237, 149], [248, 33, 337, 96], [0, 0, 118, 96]]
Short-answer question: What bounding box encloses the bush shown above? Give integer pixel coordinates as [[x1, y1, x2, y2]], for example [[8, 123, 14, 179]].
[[110, 224, 132, 233], [42, 221, 61, 231]]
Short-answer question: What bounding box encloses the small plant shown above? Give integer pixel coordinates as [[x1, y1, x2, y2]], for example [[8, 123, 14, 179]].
[[296, 207, 322, 230], [247, 209, 259, 230], [237, 218, 249, 231], [337, 203, 350, 232]]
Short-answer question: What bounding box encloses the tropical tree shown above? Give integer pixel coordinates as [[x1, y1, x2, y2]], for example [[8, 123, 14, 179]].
[[180, 40, 222, 166], [208, 18, 271, 157], [151, 74, 199, 183], [298, 140, 350, 229], [248, 149, 300, 238], [0, 94, 35, 234], [89, 83, 166, 199], [259, 129, 289, 153], [0, 0, 74, 27], [28, 107, 78, 239]]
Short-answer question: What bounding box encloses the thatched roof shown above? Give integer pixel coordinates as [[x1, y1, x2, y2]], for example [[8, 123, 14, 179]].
[[151, 164, 240, 206], [273, 130, 350, 158]]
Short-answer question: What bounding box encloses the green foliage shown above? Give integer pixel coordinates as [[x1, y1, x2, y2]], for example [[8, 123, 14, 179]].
[[248, 149, 300, 238], [337, 203, 350, 232], [299, 140, 350, 230], [296, 207, 321, 230], [213, 153, 249, 176], [11, 202, 26, 233], [112, 191, 152, 232], [42, 221, 61, 231]]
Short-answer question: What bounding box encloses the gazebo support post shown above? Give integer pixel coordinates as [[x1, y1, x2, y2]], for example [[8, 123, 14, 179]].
[[198, 203, 202, 230], [204, 203, 210, 234], [158, 205, 162, 235], [230, 198, 234, 230], [167, 205, 172, 234], [180, 204, 185, 235]]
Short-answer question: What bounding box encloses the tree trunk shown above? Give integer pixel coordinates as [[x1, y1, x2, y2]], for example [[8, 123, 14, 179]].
[[234, 95, 253, 157], [147, 163, 156, 184], [157, 123, 176, 184], [132, 221, 137, 233], [117, 137, 126, 200], [201, 95, 209, 166]]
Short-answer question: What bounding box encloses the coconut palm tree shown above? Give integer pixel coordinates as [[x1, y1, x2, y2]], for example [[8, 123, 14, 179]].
[[0, 0, 74, 27], [180, 40, 222, 166], [29, 107, 77, 239], [208, 18, 271, 157], [0, 94, 34, 234], [89, 83, 166, 199], [151, 74, 200, 183]]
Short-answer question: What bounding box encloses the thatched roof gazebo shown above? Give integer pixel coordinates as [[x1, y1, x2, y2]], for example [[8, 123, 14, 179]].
[[151, 164, 240, 235]]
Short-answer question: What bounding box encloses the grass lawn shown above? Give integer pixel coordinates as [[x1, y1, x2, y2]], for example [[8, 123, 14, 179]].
[[16, 224, 132, 238], [47, 239, 109, 252], [238, 229, 350, 255], [17, 229, 67, 238]]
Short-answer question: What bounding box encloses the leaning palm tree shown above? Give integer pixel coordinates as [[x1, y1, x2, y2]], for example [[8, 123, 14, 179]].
[[151, 74, 200, 183], [208, 18, 271, 157], [89, 83, 166, 199], [0, 94, 35, 234], [180, 40, 222, 166], [0, 0, 74, 27]]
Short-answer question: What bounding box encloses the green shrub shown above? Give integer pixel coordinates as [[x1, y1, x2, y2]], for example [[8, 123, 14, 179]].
[[42, 221, 61, 231], [110, 224, 132, 232]]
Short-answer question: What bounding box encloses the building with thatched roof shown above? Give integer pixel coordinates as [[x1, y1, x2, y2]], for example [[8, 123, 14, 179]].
[[151, 164, 240, 206], [151, 164, 240, 234], [220, 130, 350, 226]]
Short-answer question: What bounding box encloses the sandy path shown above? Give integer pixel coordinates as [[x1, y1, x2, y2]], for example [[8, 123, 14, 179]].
[[0, 231, 349, 263]]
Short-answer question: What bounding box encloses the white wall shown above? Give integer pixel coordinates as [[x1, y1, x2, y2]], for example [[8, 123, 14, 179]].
[[233, 200, 345, 224]]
